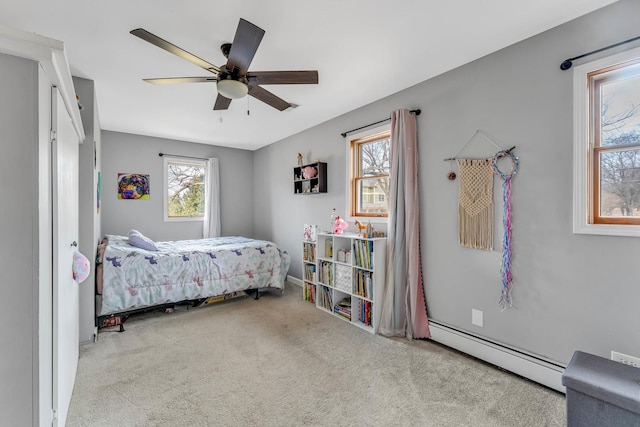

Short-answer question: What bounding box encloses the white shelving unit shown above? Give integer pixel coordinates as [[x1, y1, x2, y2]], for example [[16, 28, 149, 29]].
[[302, 232, 386, 333]]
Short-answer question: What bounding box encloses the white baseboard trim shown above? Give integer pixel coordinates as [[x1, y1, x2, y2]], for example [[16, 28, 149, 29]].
[[428, 321, 566, 393], [287, 276, 303, 287]]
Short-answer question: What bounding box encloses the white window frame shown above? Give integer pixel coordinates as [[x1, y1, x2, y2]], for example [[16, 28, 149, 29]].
[[345, 123, 390, 224], [573, 46, 640, 237], [163, 156, 207, 222]]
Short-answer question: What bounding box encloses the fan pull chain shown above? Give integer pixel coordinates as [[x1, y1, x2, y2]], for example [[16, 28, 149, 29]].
[[247, 96, 250, 116]]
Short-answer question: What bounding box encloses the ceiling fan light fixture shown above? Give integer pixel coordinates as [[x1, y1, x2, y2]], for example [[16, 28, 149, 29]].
[[217, 76, 249, 99], [132, 21, 318, 111]]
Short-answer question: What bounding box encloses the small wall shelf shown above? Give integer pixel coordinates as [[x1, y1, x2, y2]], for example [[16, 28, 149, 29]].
[[294, 162, 327, 194]]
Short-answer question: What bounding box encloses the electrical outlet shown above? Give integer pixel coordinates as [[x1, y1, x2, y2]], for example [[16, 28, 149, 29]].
[[472, 309, 483, 327], [611, 351, 640, 368]]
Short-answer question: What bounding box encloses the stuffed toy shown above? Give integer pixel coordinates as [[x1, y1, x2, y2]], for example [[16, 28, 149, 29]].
[[302, 166, 317, 179], [333, 216, 348, 234], [72, 250, 91, 283]]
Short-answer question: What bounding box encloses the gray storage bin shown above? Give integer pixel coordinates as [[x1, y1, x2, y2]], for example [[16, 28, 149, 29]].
[[562, 351, 640, 427]]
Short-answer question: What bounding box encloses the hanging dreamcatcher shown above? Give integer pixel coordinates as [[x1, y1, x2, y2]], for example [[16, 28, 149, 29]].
[[491, 149, 519, 310]]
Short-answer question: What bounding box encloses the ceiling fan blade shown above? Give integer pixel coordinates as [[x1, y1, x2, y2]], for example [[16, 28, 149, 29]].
[[248, 85, 291, 111], [213, 94, 232, 110], [131, 28, 220, 74], [247, 71, 318, 85], [226, 19, 265, 74], [143, 77, 217, 85]]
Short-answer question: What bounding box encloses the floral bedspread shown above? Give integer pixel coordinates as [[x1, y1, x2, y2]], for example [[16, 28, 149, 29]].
[[100, 235, 290, 315]]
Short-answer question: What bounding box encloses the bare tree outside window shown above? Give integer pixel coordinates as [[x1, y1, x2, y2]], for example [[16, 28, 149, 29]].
[[596, 70, 640, 219], [352, 132, 390, 216], [167, 161, 206, 218], [573, 51, 640, 235]]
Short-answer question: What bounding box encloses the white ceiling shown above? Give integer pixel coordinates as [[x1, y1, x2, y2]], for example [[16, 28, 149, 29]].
[[1, 0, 617, 150]]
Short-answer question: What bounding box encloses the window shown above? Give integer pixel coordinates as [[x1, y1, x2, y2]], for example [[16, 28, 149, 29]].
[[590, 61, 640, 223], [348, 126, 391, 218], [164, 157, 206, 221], [574, 46, 640, 236]]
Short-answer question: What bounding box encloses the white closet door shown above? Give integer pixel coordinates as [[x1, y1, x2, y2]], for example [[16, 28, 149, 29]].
[[51, 86, 79, 427]]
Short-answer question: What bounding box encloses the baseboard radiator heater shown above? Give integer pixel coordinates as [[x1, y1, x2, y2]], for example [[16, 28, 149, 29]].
[[289, 277, 565, 393], [288, 277, 303, 288], [428, 320, 566, 393]]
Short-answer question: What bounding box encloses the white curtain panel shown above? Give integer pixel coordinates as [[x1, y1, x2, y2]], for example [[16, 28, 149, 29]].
[[378, 109, 430, 339], [203, 157, 221, 238]]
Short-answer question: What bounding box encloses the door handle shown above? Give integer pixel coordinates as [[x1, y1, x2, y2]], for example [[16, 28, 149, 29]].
[[71, 241, 78, 247]]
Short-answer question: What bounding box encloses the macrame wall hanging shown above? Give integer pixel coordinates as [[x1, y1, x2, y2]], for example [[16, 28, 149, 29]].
[[457, 158, 494, 250], [445, 130, 518, 309]]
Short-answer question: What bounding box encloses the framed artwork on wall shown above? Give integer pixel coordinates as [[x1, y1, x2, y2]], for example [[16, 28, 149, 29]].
[[118, 173, 150, 200], [97, 171, 102, 213]]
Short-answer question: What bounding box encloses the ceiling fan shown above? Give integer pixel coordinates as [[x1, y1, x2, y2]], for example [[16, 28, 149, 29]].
[[130, 18, 318, 111]]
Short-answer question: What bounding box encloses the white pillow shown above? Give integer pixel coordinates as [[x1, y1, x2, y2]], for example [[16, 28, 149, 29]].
[[127, 229, 158, 251]]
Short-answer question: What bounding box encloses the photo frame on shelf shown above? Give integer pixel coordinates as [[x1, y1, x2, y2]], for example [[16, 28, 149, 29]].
[[303, 224, 318, 241]]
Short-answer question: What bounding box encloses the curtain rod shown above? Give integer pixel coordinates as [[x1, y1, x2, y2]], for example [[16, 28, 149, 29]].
[[340, 109, 421, 138], [443, 146, 516, 161], [560, 35, 640, 70], [158, 153, 209, 161]]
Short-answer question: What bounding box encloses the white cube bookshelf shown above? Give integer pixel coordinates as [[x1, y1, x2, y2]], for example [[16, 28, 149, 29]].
[[302, 232, 386, 333]]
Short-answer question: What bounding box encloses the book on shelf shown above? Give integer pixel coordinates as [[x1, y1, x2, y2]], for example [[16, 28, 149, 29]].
[[304, 264, 317, 282], [354, 270, 372, 299], [336, 297, 351, 308], [325, 239, 333, 258], [303, 242, 316, 262], [303, 282, 315, 303], [334, 308, 351, 320], [353, 239, 374, 269], [334, 297, 352, 319], [319, 285, 333, 310], [358, 300, 372, 326], [319, 260, 333, 286]]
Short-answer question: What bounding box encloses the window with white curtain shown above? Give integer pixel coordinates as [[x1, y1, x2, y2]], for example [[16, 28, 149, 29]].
[[163, 156, 207, 221]]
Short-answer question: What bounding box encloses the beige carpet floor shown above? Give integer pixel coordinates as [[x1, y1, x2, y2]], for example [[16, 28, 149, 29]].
[[67, 283, 566, 426]]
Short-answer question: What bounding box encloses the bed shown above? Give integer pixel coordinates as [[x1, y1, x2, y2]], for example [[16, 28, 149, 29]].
[[96, 234, 290, 329]]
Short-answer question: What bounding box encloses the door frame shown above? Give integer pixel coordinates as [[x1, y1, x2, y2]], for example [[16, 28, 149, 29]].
[[0, 27, 85, 427]]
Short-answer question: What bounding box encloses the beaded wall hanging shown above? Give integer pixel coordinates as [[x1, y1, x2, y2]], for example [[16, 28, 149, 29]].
[[492, 149, 519, 310]]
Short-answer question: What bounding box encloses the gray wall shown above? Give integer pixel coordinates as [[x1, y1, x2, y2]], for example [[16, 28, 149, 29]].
[[74, 77, 101, 343], [254, 0, 640, 365], [0, 54, 39, 425], [101, 131, 254, 241]]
